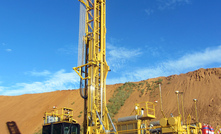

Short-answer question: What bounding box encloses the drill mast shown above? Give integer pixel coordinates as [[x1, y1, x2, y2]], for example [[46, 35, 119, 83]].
[[74, 0, 113, 133]]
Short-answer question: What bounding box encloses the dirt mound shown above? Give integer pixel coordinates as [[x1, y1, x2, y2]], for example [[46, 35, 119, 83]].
[[116, 68, 221, 126], [0, 67, 221, 134]]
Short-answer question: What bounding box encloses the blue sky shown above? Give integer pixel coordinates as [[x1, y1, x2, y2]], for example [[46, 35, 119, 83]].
[[0, 0, 221, 95]]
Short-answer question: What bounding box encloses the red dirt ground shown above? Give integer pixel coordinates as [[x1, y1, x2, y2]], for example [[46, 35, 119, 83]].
[[1, 68, 221, 134]]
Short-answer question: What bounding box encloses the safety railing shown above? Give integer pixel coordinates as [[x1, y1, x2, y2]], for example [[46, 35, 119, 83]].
[[135, 101, 156, 119], [43, 107, 77, 124]]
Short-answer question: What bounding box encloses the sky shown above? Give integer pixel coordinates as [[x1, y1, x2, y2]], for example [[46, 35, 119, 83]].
[[0, 0, 221, 96]]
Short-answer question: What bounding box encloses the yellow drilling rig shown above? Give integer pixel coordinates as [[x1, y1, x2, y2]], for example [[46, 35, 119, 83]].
[[73, 0, 115, 134], [73, 1, 158, 133], [42, 0, 207, 134], [42, 0, 112, 133]]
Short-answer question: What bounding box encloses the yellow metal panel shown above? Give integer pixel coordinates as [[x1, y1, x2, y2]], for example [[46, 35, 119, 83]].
[[117, 120, 141, 134], [162, 127, 176, 133]]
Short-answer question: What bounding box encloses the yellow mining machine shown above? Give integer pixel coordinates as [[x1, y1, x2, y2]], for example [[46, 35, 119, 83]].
[[74, 0, 159, 133], [116, 101, 158, 134], [42, 0, 111, 133], [73, 0, 116, 134], [42, 107, 80, 134], [114, 84, 203, 134], [157, 91, 202, 134], [43, 0, 206, 134]]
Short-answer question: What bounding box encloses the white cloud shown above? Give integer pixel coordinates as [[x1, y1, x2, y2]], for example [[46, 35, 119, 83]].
[[145, 9, 154, 15], [1, 69, 80, 96], [0, 86, 4, 92], [5, 49, 12, 52], [1, 43, 12, 52], [107, 66, 166, 84], [107, 45, 221, 84], [2, 45, 221, 95], [106, 76, 129, 84], [145, 45, 162, 57], [107, 43, 142, 71], [157, 0, 191, 10], [27, 70, 51, 76], [127, 67, 166, 81], [164, 46, 221, 72]]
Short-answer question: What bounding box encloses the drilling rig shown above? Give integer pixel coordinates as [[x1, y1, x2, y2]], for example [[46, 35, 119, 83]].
[[42, 0, 207, 134], [42, 0, 114, 133], [73, 0, 116, 134]]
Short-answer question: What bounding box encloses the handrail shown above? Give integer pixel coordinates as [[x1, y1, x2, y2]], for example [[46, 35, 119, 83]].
[[44, 107, 77, 124], [131, 101, 156, 118]]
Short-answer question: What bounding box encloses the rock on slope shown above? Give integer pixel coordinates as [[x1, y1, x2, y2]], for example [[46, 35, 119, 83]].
[[0, 68, 221, 134]]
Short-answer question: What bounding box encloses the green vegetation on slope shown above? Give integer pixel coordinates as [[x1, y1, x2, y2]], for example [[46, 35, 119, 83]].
[[34, 129, 42, 134], [138, 79, 163, 97], [107, 82, 136, 118]]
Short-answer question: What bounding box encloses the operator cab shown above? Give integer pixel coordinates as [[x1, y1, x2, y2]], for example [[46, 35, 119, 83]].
[[42, 107, 80, 134], [42, 122, 80, 134]]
